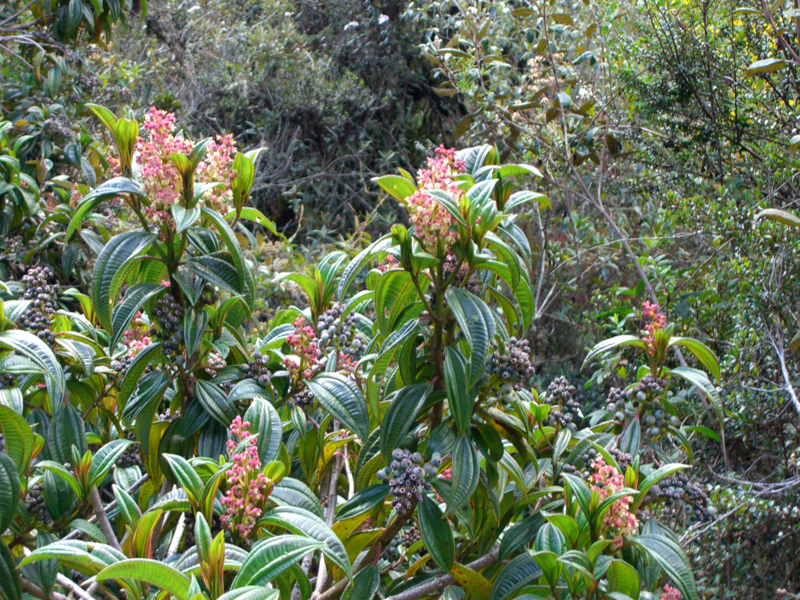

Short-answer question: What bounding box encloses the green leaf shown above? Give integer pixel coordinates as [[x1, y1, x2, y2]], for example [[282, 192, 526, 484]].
[[343, 563, 379, 600], [607, 559, 639, 598], [0, 540, 21, 600], [96, 559, 191, 600], [110, 283, 165, 350], [48, 404, 87, 464], [163, 454, 204, 499], [668, 337, 720, 382], [219, 588, 279, 600], [631, 464, 689, 513], [0, 405, 35, 472], [446, 436, 479, 515], [418, 495, 455, 571], [172, 204, 201, 233], [271, 478, 324, 519], [118, 343, 163, 407], [86, 104, 117, 135], [444, 347, 473, 435], [184, 309, 209, 357], [258, 507, 351, 577], [201, 208, 247, 295], [504, 190, 550, 211], [93, 230, 155, 332], [0, 454, 19, 534], [65, 178, 147, 241], [445, 288, 496, 387], [336, 485, 389, 521], [230, 207, 278, 235], [582, 335, 646, 367], [372, 175, 417, 202], [380, 384, 431, 463], [490, 553, 543, 600], [633, 534, 697, 600], [745, 58, 786, 75], [37, 461, 83, 499], [755, 208, 800, 228], [337, 235, 392, 301], [498, 513, 545, 560], [670, 367, 723, 425], [0, 331, 65, 396], [89, 439, 134, 488], [232, 536, 323, 589], [18, 540, 125, 575], [306, 373, 369, 442], [243, 398, 282, 464], [535, 523, 565, 555], [196, 380, 236, 427]]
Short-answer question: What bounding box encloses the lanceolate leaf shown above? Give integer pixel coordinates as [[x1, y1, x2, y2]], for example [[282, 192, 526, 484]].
[[582, 335, 646, 367], [306, 373, 369, 442], [184, 308, 209, 357], [379, 384, 431, 463], [95, 559, 191, 600], [446, 436, 480, 515], [336, 485, 390, 521], [270, 478, 324, 519], [337, 235, 392, 301], [110, 283, 165, 350], [0, 405, 35, 472], [0, 330, 65, 394], [418, 495, 455, 572], [445, 288, 495, 387], [65, 178, 147, 241], [196, 380, 237, 426], [0, 454, 19, 534], [490, 553, 543, 600], [258, 507, 352, 577], [670, 367, 723, 425], [232, 536, 324, 589], [0, 540, 21, 600], [201, 207, 248, 294], [243, 398, 282, 464], [89, 439, 134, 487], [444, 347, 473, 435], [668, 338, 720, 382], [633, 534, 697, 600], [93, 230, 155, 332]]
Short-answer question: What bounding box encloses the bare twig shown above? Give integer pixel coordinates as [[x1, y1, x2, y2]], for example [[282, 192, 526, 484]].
[[89, 486, 121, 551], [64, 474, 149, 541]]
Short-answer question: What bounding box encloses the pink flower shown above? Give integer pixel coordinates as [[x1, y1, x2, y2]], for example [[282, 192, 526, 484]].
[[221, 417, 271, 538], [589, 457, 638, 549], [641, 301, 667, 354], [405, 146, 466, 254], [660, 585, 681, 600]]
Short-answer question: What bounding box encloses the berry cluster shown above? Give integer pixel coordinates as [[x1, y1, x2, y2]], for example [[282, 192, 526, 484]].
[[651, 475, 714, 523], [240, 352, 271, 387], [25, 482, 53, 527], [610, 448, 633, 473], [400, 525, 422, 548], [182, 511, 223, 550], [486, 337, 535, 388], [542, 376, 582, 430], [377, 450, 441, 516], [316, 304, 368, 363], [0, 374, 16, 390], [110, 354, 134, 376], [196, 285, 219, 308], [288, 388, 314, 409], [607, 375, 678, 438], [116, 434, 143, 469], [19, 266, 58, 346], [152, 296, 185, 361], [204, 351, 226, 377]]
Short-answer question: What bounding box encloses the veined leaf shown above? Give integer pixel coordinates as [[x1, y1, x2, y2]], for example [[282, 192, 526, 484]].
[[0, 405, 35, 472], [582, 335, 646, 367], [756, 208, 800, 228], [445, 288, 495, 387], [670, 367, 723, 425], [336, 485, 389, 521], [95, 559, 191, 600], [444, 347, 472, 435], [93, 230, 155, 332], [232, 536, 324, 588], [0, 454, 19, 534], [306, 373, 369, 442], [446, 436, 479, 515], [258, 507, 351, 577], [110, 283, 165, 350], [418, 495, 454, 572], [379, 384, 431, 463], [668, 337, 720, 382], [633, 534, 697, 600], [0, 330, 65, 395], [372, 175, 417, 202], [490, 553, 543, 600], [89, 439, 134, 488]]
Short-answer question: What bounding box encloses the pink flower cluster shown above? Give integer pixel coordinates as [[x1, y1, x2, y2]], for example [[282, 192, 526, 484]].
[[406, 146, 466, 254], [660, 585, 681, 600], [136, 108, 195, 226], [285, 317, 319, 380], [122, 312, 153, 356], [196, 134, 237, 213], [220, 416, 270, 538], [641, 301, 667, 354], [589, 457, 638, 550]]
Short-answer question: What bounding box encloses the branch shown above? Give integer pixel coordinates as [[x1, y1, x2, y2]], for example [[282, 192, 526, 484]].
[[383, 549, 500, 600], [89, 486, 121, 551], [21, 578, 71, 600], [64, 474, 149, 540]]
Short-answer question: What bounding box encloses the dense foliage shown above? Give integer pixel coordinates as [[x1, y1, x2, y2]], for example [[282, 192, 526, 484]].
[[2, 0, 800, 598]]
